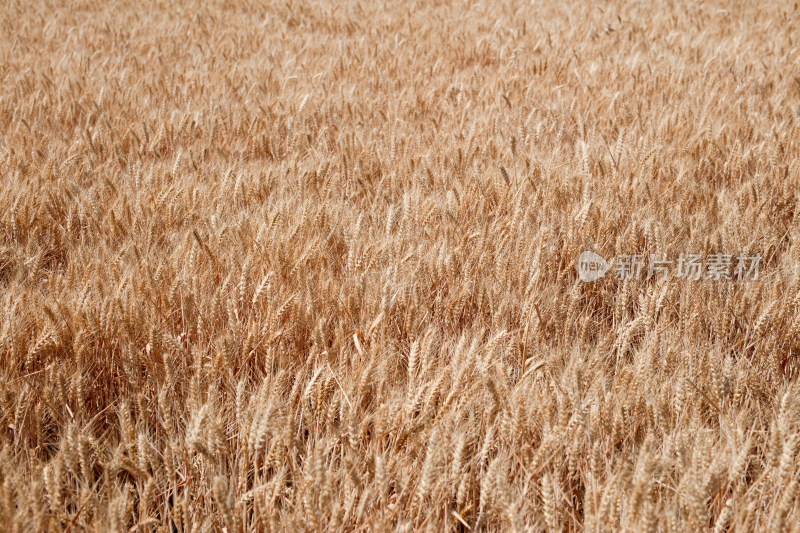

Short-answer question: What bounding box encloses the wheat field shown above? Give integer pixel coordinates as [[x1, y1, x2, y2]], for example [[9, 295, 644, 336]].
[[1, 0, 800, 531]]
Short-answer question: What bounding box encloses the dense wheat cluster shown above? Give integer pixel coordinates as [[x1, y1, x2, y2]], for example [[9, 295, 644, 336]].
[[2, 0, 800, 530]]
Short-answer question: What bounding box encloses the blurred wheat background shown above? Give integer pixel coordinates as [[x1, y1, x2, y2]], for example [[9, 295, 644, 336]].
[[1, 0, 800, 530]]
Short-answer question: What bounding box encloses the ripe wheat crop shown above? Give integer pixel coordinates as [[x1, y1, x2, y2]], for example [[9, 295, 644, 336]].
[[1, 0, 800, 531]]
